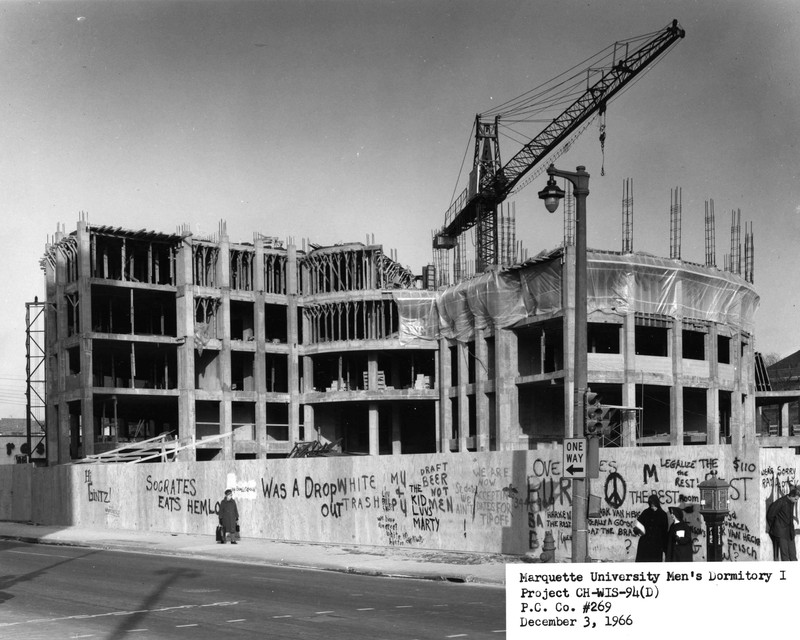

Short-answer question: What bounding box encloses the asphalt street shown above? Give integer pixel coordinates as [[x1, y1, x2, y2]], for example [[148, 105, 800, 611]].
[[0, 539, 506, 640]]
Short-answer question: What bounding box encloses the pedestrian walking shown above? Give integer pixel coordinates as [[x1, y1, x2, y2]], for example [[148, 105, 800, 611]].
[[665, 506, 692, 562], [218, 488, 239, 545], [766, 488, 800, 561], [633, 494, 668, 562]]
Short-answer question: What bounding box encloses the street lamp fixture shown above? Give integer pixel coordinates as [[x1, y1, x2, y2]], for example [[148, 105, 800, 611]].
[[537, 175, 565, 213], [539, 163, 591, 563]]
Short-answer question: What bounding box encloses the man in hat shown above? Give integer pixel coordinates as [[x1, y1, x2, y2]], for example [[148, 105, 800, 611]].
[[218, 488, 239, 544], [767, 488, 800, 561]]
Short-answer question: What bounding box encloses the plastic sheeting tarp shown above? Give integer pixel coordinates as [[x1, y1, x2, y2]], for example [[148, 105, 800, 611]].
[[394, 251, 759, 344], [588, 252, 759, 333], [393, 258, 562, 343]]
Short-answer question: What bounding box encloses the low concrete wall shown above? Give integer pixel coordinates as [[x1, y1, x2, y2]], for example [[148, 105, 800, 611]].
[[0, 445, 795, 561]]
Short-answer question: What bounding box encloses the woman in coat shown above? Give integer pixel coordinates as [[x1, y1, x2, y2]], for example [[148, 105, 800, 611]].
[[634, 494, 668, 562], [218, 488, 239, 544], [666, 506, 693, 562]]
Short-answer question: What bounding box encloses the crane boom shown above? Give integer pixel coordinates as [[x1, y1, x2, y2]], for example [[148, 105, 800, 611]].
[[434, 19, 685, 264]]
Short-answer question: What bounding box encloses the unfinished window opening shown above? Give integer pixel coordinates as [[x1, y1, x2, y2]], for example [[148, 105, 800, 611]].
[[94, 394, 177, 444], [194, 296, 220, 343], [467, 394, 476, 444], [195, 350, 221, 391], [230, 248, 254, 291], [232, 401, 256, 441], [466, 341, 477, 384], [396, 403, 436, 454], [588, 322, 620, 354], [383, 351, 435, 390], [192, 244, 219, 288], [67, 346, 80, 376], [304, 299, 399, 344], [230, 300, 255, 341], [682, 323, 706, 360], [717, 334, 731, 364], [517, 320, 563, 376], [683, 387, 708, 443], [133, 289, 176, 336], [741, 337, 749, 358], [266, 402, 289, 442], [92, 234, 123, 280], [265, 303, 288, 343], [719, 390, 732, 442], [449, 345, 458, 387], [311, 352, 368, 391], [296, 307, 304, 344], [518, 382, 564, 443], [91, 286, 132, 334], [449, 397, 459, 445], [131, 343, 177, 389], [91, 340, 132, 388], [196, 400, 220, 439], [485, 335, 496, 380], [635, 325, 669, 357], [264, 353, 289, 393], [636, 384, 671, 441], [68, 401, 81, 459], [65, 293, 80, 336], [231, 351, 255, 392], [488, 392, 497, 449], [264, 252, 287, 294]]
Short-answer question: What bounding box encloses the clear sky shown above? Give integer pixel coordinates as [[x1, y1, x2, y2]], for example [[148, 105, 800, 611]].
[[1, 0, 799, 418]]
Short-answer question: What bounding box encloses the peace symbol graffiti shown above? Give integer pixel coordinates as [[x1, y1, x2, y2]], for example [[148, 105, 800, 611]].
[[604, 472, 627, 509]]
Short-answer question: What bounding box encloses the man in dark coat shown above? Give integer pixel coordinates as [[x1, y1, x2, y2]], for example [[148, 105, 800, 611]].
[[634, 494, 668, 562], [666, 506, 693, 562], [218, 488, 239, 544], [767, 488, 799, 561]]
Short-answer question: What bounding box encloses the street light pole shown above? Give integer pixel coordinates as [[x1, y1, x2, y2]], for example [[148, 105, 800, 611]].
[[539, 164, 590, 563]]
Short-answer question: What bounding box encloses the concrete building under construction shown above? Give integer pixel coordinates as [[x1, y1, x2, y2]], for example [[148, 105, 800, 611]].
[[40, 206, 760, 465]]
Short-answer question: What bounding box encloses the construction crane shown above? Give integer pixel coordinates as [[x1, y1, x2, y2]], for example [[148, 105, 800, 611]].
[[433, 19, 685, 274]]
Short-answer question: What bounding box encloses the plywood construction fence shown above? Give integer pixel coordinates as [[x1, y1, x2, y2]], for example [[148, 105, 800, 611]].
[[0, 446, 795, 561]]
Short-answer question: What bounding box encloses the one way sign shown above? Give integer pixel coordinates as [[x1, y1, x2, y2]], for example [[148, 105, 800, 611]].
[[563, 438, 586, 478]]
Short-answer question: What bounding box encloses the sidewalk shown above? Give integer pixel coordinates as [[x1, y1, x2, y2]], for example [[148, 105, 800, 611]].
[[0, 521, 512, 586]]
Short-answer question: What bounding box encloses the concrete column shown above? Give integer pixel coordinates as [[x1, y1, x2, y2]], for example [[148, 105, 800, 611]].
[[671, 317, 684, 446], [44, 257, 60, 465], [741, 338, 757, 446], [253, 238, 267, 458], [474, 327, 490, 451], [218, 232, 233, 459], [731, 332, 744, 445], [707, 323, 721, 444], [286, 245, 301, 445], [304, 404, 317, 442], [621, 272, 637, 446], [175, 235, 197, 461], [456, 341, 468, 451], [438, 338, 452, 452], [369, 402, 379, 456]]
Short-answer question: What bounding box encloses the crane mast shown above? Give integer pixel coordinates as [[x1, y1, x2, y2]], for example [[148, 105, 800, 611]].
[[434, 19, 685, 273]]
